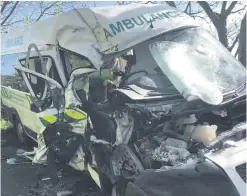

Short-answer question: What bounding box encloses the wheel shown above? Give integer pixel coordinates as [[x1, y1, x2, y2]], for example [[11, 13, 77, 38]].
[[1, 108, 7, 121], [14, 117, 29, 145]]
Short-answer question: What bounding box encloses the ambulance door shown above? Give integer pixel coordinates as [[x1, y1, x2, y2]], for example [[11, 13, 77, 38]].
[[14, 44, 64, 134]]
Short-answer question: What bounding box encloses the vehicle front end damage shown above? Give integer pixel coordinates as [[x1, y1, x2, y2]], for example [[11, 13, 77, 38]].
[[101, 25, 246, 196], [122, 122, 246, 195], [25, 26, 246, 196], [31, 90, 247, 195], [10, 4, 246, 196], [103, 98, 246, 196]]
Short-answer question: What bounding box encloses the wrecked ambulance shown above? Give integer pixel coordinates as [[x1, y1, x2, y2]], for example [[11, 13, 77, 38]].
[[1, 4, 246, 196]]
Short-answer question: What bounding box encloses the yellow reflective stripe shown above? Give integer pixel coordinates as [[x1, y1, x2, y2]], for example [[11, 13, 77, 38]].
[[26, 95, 32, 104], [2, 88, 7, 98], [42, 115, 57, 123], [65, 109, 86, 120], [2, 88, 11, 99], [6, 89, 11, 99]]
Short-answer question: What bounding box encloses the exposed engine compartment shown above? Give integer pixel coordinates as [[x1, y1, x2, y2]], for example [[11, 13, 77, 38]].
[[110, 99, 246, 177], [135, 132, 192, 169]]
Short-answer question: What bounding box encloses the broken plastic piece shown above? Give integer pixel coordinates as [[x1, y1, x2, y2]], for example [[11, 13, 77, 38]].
[[42, 175, 62, 181], [90, 135, 110, 145], [7, 158, 31, 165], [57, 190, 72, 196], [16, 149, 26, 155], [191, 125, 217, 143]]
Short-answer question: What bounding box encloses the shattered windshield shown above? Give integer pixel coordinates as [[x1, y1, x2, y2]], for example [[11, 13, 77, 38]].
[[149, 28, 246, 105], [127, 27, 245, 105]]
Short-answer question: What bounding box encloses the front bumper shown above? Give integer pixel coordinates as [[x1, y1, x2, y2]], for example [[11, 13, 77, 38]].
[[205, 138, 247, 196], [125, 128, 247, 196]]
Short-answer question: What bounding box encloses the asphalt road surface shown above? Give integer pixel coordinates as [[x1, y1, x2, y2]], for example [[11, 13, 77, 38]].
[[1, 128, 100, 196]]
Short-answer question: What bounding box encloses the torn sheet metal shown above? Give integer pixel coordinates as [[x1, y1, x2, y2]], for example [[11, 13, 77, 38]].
[[57, 190, 72, 196], [16, 68, 94, 167], [113, 110, 134, 145], [68, 145, 85, 171], [90, 135, 110, 145], [65, 68, 95, 109]]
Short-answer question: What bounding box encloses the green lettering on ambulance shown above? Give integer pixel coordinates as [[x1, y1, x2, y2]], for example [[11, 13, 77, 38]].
[[151, 13, 161, 22], [157, 12, 169, 19], [132, 16, 144, 26], [103, 28, 113, 40], [166, 11, 182, 17], [122, 19, 135, 29], [109, 21, 125, 35]]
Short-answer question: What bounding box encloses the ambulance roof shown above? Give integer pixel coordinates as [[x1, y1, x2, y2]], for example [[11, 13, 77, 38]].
[[1, 4, 197, 57]]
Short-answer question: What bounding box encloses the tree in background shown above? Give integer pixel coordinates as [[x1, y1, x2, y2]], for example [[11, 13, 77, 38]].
[[1, 1, 95, 33], [238, 13, 246, 66], [1, 1, 246, 66]]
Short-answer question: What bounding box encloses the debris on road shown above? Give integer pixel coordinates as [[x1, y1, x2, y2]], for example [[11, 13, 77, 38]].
[[57, 190, 73, 196], [6, 157, 31, 165], [16, 148, 26, 155]]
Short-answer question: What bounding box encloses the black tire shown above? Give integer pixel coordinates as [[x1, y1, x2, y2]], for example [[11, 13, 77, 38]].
[[14, 116, 29, 145], [1, 107, 8, 121]]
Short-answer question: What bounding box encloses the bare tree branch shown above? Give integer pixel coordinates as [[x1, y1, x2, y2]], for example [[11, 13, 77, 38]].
[[189, 8, 204, 15], [221, 2, 227, 14], [1, 1, 10, 14], [228, 34, 239, 51], [197, 1, 218, 25], [225, 1, 238, 16], [1, 19, 23, 27], [197, 1, 231, 47], [136, 1, 156, 4], [208, 1, 220, 8], [116, 1, 132, 5], [192, 15, 210, 24], [35, 1, 58, 22], [231, 6, 247, 14], [238, 13, 246, 66], [1, 1, 19, 26], [184, 2, 191, 14]]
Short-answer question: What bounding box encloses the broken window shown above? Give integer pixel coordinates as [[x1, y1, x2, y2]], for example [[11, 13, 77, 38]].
[[1, 53, 28, 92], [60, 50, 94, 80], [125, 40, 179, 95], [20, 57, 62, 84], [19, 56, 62, 100]]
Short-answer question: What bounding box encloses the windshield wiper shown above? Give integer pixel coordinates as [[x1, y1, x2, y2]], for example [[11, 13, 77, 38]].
[[223, 81, 246, 99], [147, 90, 180, 96], [236, 82, 246, 94]]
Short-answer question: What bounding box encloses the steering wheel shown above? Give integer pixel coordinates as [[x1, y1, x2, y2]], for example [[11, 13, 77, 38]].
[[119, 70, 148, 87]]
